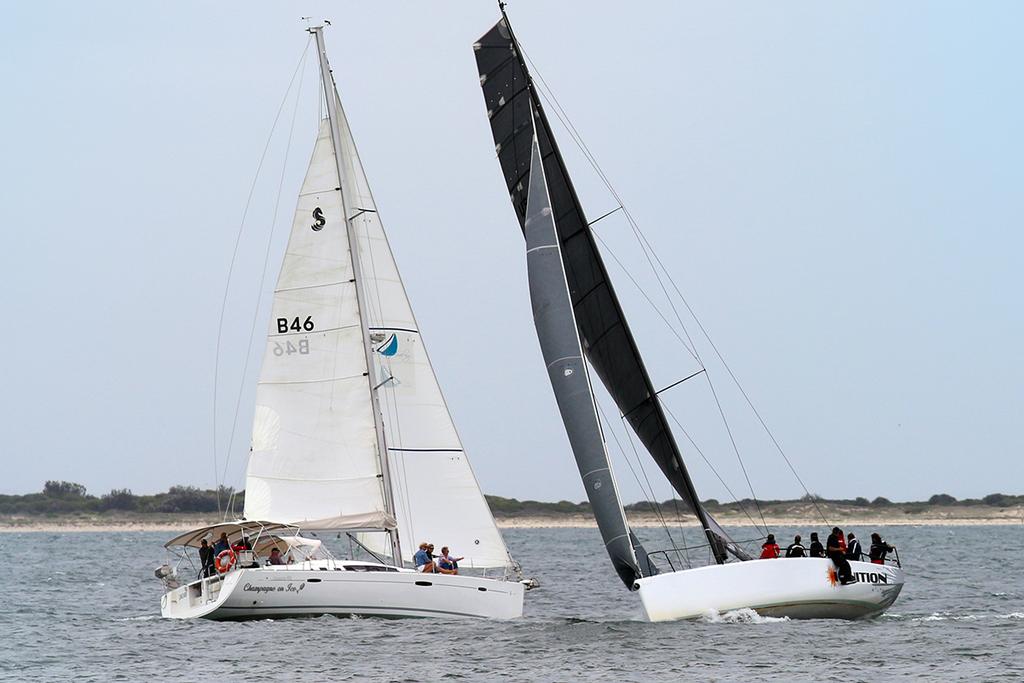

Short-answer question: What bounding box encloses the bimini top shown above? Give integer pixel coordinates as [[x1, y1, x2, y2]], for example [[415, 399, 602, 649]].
[[163, 511, 399, 549], [163, 520, 297, 549], [251, 534, 323, 560]]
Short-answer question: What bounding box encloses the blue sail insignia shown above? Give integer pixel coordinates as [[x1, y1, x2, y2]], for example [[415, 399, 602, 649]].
[[376, 333, 398, 357]]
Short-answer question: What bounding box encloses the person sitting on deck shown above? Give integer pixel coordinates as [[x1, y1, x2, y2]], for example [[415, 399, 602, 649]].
[[845, 532, 863, 561], [827, 527, 855, 584], [785, 535, 806, 558], [268, 548, 286, 566], [437, 547, 463, 575], [868, 533, 896, 565], [759, 534, 781, 559], [808, 532, 825, 558], [212, 532, 230, 555], [414, 542, 436, 573]]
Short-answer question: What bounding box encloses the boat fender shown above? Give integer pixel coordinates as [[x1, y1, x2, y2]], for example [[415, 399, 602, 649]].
[[215, 549, 236, 573]]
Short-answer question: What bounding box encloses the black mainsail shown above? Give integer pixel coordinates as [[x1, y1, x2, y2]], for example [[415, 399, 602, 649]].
[[474, 15, 750, 566]]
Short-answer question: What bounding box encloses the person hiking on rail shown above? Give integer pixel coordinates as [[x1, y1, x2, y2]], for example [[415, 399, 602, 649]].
[[759, 534, 781, 559], [808, 532, 825, 558], [827, 527, 855, 584], [785, 535, 806, 558], [845, 532, 863, 561], [869, 533, 896, 565]]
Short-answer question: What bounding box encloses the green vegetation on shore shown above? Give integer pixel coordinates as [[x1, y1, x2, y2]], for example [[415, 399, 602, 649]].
[[2, 481, 1020, 518]]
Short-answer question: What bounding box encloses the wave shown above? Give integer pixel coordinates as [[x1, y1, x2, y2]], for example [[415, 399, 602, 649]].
[[911, 611, 1024, 622], [699, 608, 790, 624], [116, 615, 161, 621]]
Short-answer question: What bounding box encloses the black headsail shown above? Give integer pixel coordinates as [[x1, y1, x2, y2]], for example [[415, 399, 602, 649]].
[[474, 15, 750, 564]]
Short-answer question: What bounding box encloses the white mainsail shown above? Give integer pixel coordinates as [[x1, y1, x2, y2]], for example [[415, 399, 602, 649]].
[[244, 119, 391, 531], [246, 69, 511, 568]]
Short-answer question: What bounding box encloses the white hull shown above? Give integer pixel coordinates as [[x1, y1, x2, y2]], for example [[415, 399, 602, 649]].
[[161, 563, 524, 621], [635, 558, 904, 622]]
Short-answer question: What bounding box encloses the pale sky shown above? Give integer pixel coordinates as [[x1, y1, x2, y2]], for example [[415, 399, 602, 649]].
[[1, 1, 1020, 503]]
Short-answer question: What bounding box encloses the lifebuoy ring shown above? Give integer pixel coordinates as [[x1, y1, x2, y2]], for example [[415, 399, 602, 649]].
[[215, 548, 236, 573]]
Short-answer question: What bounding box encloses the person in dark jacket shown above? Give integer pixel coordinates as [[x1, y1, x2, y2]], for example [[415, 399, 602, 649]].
[[808, 532, 825, 558], [868, 533, 895, 564], [785, 535, 806, 558], [845, 532, 863, 561], [198, 539, 216, 578], [827, 527, 855, 584], [212, 532, 230, 555]]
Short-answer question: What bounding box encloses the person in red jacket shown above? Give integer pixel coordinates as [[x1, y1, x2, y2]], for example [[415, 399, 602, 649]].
[[759, 534, 781, 559]]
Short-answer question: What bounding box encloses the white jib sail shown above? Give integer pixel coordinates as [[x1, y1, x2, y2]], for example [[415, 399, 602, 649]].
[[244, 119, 392, 531], [327, 92, 511, 569]]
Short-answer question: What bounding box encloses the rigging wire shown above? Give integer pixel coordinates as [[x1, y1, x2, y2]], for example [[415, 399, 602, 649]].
[[519, 47, 804, 532], [212, 36, 313, 514], [662, 404, 768, 535], [632, 227, 831, 526], [218, 41, 312, 500], [594, 397, 679, 553], [616, 410, 693, 569]]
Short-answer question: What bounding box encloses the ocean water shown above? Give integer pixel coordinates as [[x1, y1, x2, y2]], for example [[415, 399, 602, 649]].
[[0, 524, 1020, 681]]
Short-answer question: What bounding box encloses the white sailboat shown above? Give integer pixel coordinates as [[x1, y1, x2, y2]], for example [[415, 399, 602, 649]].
[[157, 25, 526, 620], [474, 10, 904, 622]]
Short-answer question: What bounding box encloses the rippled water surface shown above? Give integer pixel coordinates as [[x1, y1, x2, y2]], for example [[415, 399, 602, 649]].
[[1, 525, 1021, 681]]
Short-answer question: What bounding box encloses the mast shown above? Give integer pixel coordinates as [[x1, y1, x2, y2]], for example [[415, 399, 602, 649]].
[[311, 25, 402, 565], [479, 9, 732, 564]]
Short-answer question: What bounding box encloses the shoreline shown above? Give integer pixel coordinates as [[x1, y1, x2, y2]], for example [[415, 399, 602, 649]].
[[1, 508, 1020, 533]]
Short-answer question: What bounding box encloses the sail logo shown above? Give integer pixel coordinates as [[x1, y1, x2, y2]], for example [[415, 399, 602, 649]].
[[375, 333, 398, 357], [311, 206, 326, 231], [826, 566, 889, 587]]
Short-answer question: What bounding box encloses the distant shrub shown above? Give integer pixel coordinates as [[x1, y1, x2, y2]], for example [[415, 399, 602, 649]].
[[928, 494, 957, 505], [983, 493, 1010, 507], [99, 488, 138, 511], [43, 481, 87, 498], [871, 497, 892, 506], [149, 485, 221, 513], [853, 497, 870, 507]]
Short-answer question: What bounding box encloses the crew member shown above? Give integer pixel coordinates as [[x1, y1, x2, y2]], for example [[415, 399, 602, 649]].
[[414, 542, 436, 573], [808, 532, 825, 558], [868, 533, 895, 565], [845, 532, 863, 561], [785, 535, 806, 558], [198, 539, 216, 578], [827, 527, 855, 584], [759, 534, 781, 559]]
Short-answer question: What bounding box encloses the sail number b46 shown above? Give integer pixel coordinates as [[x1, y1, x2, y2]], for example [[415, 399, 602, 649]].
[[277, 316, 315, 334]]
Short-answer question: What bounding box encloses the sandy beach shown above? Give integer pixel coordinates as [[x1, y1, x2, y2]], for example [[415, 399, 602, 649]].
[[1, 505, 1020, 533]]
